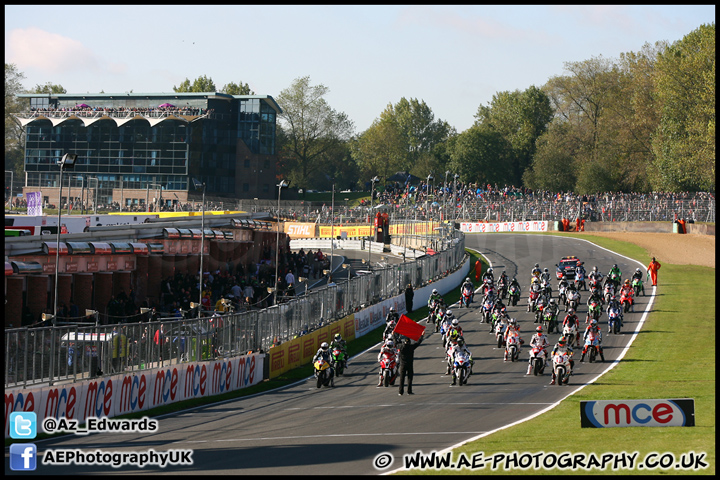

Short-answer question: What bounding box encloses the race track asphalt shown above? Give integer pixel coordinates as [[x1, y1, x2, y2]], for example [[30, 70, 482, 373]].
[[11, 233, 651, 475]]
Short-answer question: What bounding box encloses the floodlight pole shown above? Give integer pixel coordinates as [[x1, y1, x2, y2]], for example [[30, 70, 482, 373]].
[[197, 182, 206, 319], [368, 176, 379, 269], [53, 154, 77, 325], [274, 180, 289, 305]]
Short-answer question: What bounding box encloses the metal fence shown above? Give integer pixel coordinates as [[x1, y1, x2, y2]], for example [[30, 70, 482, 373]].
[[5, 227, 465, 388]]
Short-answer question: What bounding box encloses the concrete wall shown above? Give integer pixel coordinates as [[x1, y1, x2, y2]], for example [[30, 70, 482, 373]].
[[556, 221, 714, 236]]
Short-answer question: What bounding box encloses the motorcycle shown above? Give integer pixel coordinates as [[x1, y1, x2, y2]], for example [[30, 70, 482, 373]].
[[331, 346, 347, 376], [528, 289, 539, 312], [529, 345, 547, 376], [453, 350, 471, 385], [439, 317, 452, 345], [498, 278, 508, 300], [607, 307, 622, 335], [505, 332, 521, 362], [620, 290, 634, 313], [540, 277, 552, 298], [490, 307, 508, 333], [566, 289, 580, 312], [608, 272, 622, 287], [460, 288, 473, 308], [534, 297, 546, 323], [587, 300, 602, 323], [543, 308, 558, 334], [575, 271, 587, 291], [603, 283, 615, 304], [632, 277, 644, 296], [508, 284, 520, 306], [558, 283, 568, 307], [552, 351, 572, 385], [313, 357, 335, 388], [562, 321, 579, 347], [379, 352, 398, 387], [482, 278, 494, 296], [584, 330, 602, 363], [434, 307, 446, 333], [495, 318, 508, 348], [481, 297, 494, 324]]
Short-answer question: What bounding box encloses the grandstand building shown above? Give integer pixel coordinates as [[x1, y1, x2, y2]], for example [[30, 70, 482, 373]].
[[14, 92, 282, 208]]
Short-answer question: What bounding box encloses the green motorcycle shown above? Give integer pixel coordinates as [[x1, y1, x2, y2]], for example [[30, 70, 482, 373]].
[[331, 346, 347, 376]]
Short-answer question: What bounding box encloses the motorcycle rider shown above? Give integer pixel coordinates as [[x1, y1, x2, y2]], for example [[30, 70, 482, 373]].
[[503, 318, 523, 361], [620, 279, 635, 313], [631, 268, 645, 296], [482, 267, 495, 285], [544, 298, 560, 333], [497, 270, 509, 296], [561, 308, 581, 347], [558, 273, 570, 302], [383, 308, 400, 343], [460, 277, 474, 307], [587, 287, 605, 316], [531, 263, 542, 278], [313, 341, 333, 365], [490, 296, 507, 332], [509, 276, 521, 292], [581, 319, 605, 362], [588, 266, 604, 289], [386, 306, 400, 325], [527, 277, 541, 312], [427, 288, 443, 311], [606, 295, 623, 326], [449, 337, 473, 385], [540, 267, 551, 285], [527, 325, 550, 375], [575, 261, 587, 283], [377, 339, 398, 387], [608, 263, 622, 286], [549, 338, 574, 385]]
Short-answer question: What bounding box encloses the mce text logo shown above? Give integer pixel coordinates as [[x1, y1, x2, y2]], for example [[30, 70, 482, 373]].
[[580, 398, 695, 428]]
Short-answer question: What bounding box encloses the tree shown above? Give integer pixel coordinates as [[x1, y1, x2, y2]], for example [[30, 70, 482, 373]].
[[30, 82, 67, 94], [350, 105, 407, 182], [173, 75, 217, 92], [522, 122, 578, 192], [275, 76, 355, 189], [5, 63, 25, 152], [221, 81, 254, 95], [651, 23, 715, 192], [448, 124, 512, 186], [474, 86, 553, 187]]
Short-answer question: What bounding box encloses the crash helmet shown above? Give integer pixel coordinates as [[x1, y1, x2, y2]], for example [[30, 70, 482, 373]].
[[591, 319, 597, 326], [592, 287, 599, 295], [567, 308, 575, 315], [449, 330, 459, 341], [636, 268, 641, 273], [334, 333, 342, 341], [611, 295, 617, 301], [613, 264, 617, 269], [502, 270, 506, 275], [465, 277, 470, 283], [509, 318, 517, 325], [536, 325, 543, 333], [593, 266, 598, 272], [544, 268, 549, 273], [457, 337, 465, 346], [390, 306, 396, 312], [320, 342, 329, 350], [487, 268, 493, 274], [534, 263, 539, 268], [624, 279, 630, 285], [446, 309, 453, 318], [549, 298, 555, 304], [531, 277, 539, 284], [386, 340, 394, 348], [452, 318, 459, 326], [558, 338, 567, 346], [432, 289, 438, 295]]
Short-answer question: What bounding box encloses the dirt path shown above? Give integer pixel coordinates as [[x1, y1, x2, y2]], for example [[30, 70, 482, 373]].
[[580, 232, 715, 268]]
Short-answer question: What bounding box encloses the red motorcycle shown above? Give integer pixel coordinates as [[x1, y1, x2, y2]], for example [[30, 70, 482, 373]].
[[528, 290, 539, 312], [620, 290, 634, 313], [379, 352, 398, 387]]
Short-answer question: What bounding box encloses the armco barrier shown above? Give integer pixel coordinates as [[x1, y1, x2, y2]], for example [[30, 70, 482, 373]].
[[4, 352, 264, 438]]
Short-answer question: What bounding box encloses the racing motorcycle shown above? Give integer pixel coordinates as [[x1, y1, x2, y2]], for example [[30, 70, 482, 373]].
[[490, 306, 508, 333], [603, 282, 615, 305], [460, 287, 473, 308], [313, 357, 335, 388], [428, 299, 443, 325], [566, 289, 580, 313], [552, 350, 572, 385], [482, 278, 494, 296], [620, 290, 634, 313], [331, 346, 347, 376], [481, 297, 494, 324], [607, 306, 622, 335], [587, 300, 602, 323], [453, 350, 471, 386], [558, 282, 568, 307], [584, 330, 602, 363], [505, 332, 521, 362], [540, 277, 552, 298], [632, 277, 644, 296], [498, 278, 508, 300], [534, 296, 547, 324], [495, 317, 508, 348], [543, 307, 558, 334], [529, 344, 547, 376], [575, 270, 587, 291], [508, 284, 520, 306], [379, 351, 398, 387], [562, 320, 579, 347], [527, 289, 539, 313], [608, 271, 622, 287], [434, 306, 446, 333]]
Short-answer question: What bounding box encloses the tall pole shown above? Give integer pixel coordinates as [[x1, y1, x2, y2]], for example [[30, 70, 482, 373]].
[[54, 167, 64, 324], [198, 183, 205, 318], [274, 180, 288, 305], [368, 176, 378, 268], [330, 183, 335, 280]]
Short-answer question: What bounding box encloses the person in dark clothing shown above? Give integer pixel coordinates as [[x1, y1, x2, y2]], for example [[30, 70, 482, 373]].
[[397, 334, 424, 395], [404, 284, 414, 313]]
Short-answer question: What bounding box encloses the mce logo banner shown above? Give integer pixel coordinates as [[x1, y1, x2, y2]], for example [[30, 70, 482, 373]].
[[580, 399, 695, 428]]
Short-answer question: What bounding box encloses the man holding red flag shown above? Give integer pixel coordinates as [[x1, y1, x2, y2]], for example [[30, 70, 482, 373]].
[[394, 314, 425, 395]]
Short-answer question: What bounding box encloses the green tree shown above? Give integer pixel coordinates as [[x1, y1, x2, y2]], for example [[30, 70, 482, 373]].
[[651, 23, 715, 191], [475, 86, 553, 186], [173, 75, 217, 92], [350, 105, 407, 182], [522, 122, 578, 192], [275, 76, 355, 190], [448, 124, 512, 186], [30, 82, 67, 94], [221, 81, 254, 95], [5, 63, 25, 152]]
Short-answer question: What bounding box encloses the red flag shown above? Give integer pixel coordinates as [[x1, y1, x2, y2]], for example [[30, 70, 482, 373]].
[[393, 314, 425, 341]]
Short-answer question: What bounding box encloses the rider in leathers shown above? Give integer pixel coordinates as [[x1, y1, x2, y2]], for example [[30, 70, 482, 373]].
[[581, 319, 605, 362], [377, 339, 398, 387], [527, 325, 550, 375], [460, 278, 474, 307], [549, 338, 574, 385], [448, 337, 473, 385]]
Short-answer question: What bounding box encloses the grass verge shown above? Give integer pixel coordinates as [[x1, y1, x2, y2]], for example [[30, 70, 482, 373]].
[[398, 232, 715, 475]]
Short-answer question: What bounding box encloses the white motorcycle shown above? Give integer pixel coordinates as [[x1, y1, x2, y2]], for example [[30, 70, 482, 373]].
[[552, 351, 572, 386], [562, 322, 579, 347]]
